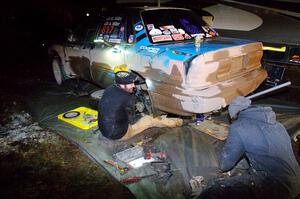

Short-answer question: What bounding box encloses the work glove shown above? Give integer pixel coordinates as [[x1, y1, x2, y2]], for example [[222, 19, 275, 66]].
[[189, 176, 206, 199]]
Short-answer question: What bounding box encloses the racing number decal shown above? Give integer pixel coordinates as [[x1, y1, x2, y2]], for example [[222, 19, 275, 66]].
[[100, 25, 114, 34]]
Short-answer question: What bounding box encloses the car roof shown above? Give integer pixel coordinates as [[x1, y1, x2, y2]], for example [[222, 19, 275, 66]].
[[105, 6, 191, 14], [139, 6, 190, 11]]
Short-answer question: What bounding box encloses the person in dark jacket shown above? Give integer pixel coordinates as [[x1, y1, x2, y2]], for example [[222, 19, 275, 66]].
[[98, 70, 182, 141], [200, 96, 300, 199]]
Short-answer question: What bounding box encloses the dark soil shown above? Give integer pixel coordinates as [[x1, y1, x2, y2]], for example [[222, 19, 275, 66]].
[[0, 138, 134, 199], [0, 91, 135, 199], [0, 50, 136, 199]]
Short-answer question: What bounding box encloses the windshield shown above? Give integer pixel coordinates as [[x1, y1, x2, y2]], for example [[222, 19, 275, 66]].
[[141, 9, 218, 44]]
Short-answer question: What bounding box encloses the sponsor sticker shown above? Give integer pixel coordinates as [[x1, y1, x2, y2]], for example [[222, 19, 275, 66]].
[[202, 26, 210, 33], [170, 28, 179, 34], [108, 38, 121, 43], [184, 33, 191, 39], [149, 28, 162, 36], [104, 35, 110, 41], [171, 34, 184, 41], [162, 30, 171, 35], [135, 24, 143, 31], [178, 28, 185, 34], [128, 35, 134, 43], [112, 16, 122, 21], [191, 33, 205, 38], [110, 35, 118, 39], [159, 25, 175, 30], [208, 30, 216, 36], [152, 35, 173, 43], [140, 46, 160, 53], [112, 22, 120, 26], [202, 26, 218, 36], [147, 24, 154, 30]]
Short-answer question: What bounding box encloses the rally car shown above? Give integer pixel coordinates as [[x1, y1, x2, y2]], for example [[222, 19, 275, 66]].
[[49, 7, 267, 116]]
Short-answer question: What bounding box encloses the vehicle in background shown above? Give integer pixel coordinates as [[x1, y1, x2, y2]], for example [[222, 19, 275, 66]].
[[49, 7, 267, 116]]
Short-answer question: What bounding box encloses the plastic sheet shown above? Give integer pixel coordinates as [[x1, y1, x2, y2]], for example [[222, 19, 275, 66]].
[[25, 80, 300, 199]]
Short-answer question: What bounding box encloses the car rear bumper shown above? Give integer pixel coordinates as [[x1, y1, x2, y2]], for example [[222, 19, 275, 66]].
[[149, 68, 267, 116]]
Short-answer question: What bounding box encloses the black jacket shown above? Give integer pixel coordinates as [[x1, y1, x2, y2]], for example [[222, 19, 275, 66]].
[[98, 85, 135, 140]]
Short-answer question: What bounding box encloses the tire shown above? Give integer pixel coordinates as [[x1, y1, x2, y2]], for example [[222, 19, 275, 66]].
[[52, 57, 65, 85]]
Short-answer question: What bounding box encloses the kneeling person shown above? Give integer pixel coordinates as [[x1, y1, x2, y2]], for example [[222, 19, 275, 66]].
[[98, 71, 182, 141]]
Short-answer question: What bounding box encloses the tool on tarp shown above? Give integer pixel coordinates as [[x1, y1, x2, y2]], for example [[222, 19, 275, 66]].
[[120, 161, 181, 185], [145, 149, 167, 160], [104, 159, 129, 175], [133, 137, 153, 146], [120, 173, 157, 185], [114, 145, 144, 165], [189, 176, 206, 199], [150, 161, 181, 183]]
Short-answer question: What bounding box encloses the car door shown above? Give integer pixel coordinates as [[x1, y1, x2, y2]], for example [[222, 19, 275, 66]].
[[63, 18, 97, 81], [90, 14, 126, 88]]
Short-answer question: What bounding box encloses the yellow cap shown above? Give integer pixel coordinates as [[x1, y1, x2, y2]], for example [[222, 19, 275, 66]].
[[114, 65, 129, 73]]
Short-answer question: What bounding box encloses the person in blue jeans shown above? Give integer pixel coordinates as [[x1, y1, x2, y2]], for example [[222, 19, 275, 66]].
[[98, 70, 182, 141], [200, 96, 300, 199]]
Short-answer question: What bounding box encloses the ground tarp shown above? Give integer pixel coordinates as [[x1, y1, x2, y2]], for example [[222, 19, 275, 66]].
[[25, 80, 300, 199]]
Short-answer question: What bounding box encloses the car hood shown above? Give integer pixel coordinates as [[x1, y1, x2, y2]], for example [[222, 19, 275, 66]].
[[155, 37, 257, 62]]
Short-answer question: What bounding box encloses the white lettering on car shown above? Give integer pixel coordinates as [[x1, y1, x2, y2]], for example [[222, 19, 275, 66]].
[[140, 46, 160, 54]]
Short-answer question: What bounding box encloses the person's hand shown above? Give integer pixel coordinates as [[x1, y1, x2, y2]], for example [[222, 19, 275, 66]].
[[216, 168, 231, 177], [189, 176, 206, 198]]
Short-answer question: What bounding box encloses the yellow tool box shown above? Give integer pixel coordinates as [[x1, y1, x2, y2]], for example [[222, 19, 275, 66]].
[[57, 106, 98, 130]]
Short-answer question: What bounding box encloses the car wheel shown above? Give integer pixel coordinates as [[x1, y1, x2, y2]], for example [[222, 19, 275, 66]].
[[52, 57, 65, 85]]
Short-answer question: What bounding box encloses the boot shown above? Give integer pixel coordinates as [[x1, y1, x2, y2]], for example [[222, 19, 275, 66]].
[[154, 115, 183, 127], [121, 115, 182, 140]]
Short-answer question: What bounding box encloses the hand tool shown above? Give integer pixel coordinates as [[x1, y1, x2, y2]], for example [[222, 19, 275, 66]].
[[133, 137, 153, 146], [120, 173, 157, 185], [145, 150, 167, 160], [104, 159, 129, 175], [150, 161, 181, 183]]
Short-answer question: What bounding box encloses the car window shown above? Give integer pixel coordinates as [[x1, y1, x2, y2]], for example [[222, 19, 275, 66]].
[[141, 9, 218, 44], [83, 28, 96, 44], [69, 17, 98, 44], [94, 15, 126, 44]]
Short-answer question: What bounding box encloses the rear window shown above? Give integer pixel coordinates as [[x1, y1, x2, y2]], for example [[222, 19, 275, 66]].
[[141, 9, 218, 44], [95, 16, 126, 44]]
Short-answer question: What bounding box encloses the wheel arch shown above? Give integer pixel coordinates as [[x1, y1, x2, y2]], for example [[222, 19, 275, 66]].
[[130, 70, 162, 115]]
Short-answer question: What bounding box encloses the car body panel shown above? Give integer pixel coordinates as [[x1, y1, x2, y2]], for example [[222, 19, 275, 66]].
[[49, 7, 267, 116]]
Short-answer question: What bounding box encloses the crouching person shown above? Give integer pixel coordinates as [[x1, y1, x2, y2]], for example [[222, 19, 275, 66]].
[[200, 96, 300, 199], [97, 70, 182, 141]]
